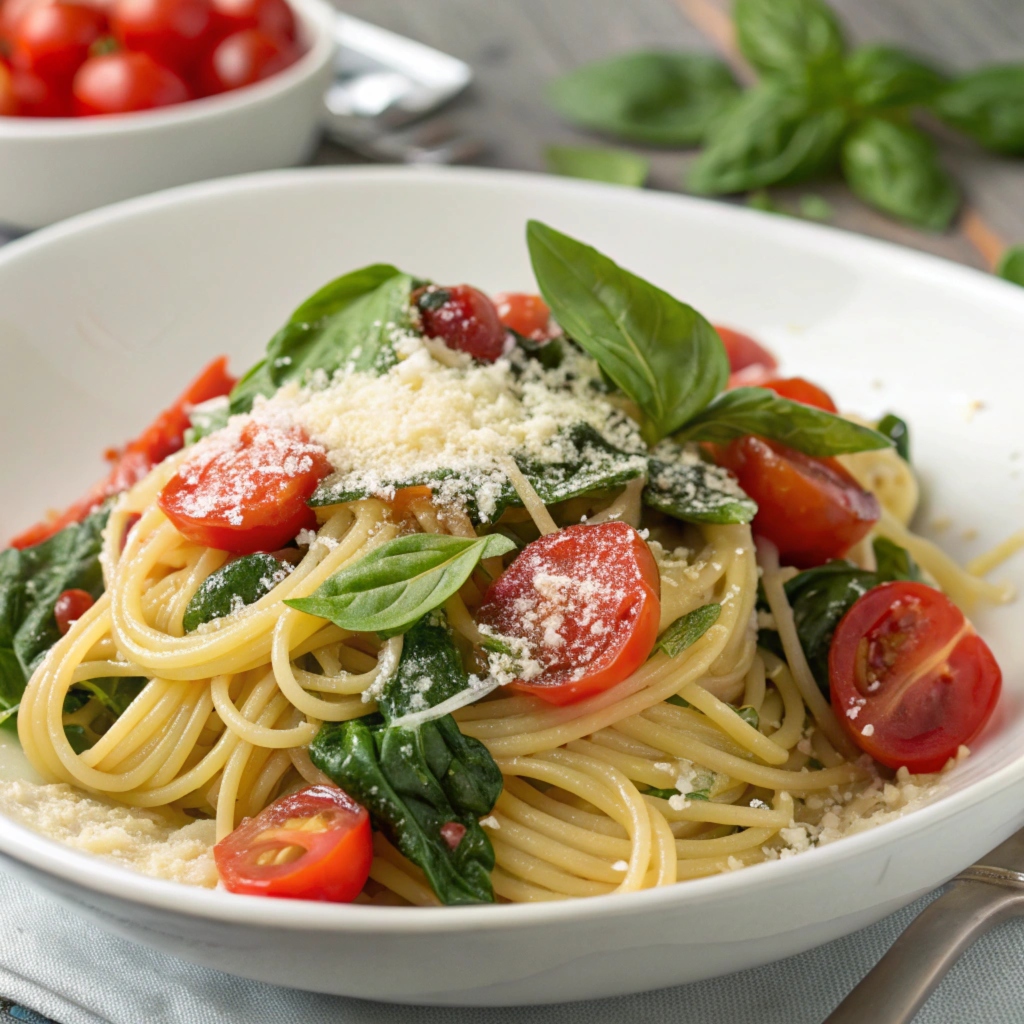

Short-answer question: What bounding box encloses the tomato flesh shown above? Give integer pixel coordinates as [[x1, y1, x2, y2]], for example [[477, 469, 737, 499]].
[[199, 26, 294, 93], [73, 49, 190, 113], [12, 1, 106, 83], [477, 521, 661, 705], [714, 325, 778, 376], [714, 436, 879, 568], [159, 421, 331, 554], [756, 376, 837, 413], [54, 588, 95, 634], [413, 284, 507, 363], [493, 292, 551, 341], [214, 784, 372, 901], [830, 581, 1001, 773]]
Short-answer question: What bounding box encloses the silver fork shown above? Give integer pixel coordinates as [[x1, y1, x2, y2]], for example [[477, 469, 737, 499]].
[[824, 827, 1024, 1023]]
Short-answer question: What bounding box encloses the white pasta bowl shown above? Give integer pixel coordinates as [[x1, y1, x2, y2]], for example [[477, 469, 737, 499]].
[[0, 167, 1023, 1006], [0, 0, 335, 230]]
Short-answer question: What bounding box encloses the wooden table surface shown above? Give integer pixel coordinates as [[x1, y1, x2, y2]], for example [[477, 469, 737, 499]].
[[323, 0, 1024, 272]]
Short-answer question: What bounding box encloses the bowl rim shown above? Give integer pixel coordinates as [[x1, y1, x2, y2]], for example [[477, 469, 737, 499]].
[[0, 0, 336, 139], [1, 164, 1024, 934]]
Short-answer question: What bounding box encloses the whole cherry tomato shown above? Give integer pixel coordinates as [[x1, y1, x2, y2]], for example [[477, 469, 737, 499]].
[[10, 63, 71, 114], [208, 0, 292, 42], [109, 0, 212, 72], [54, 589, 95, 634], [0, 63, 17, 113], [413, 284, 507, 363], [493, 292, 552, 341], [714, 325, 778, 376], [757, 376, 838, 413], [72, 49, 189, 114], [12, 1, 106, 82], [198, 25, 294, 93]]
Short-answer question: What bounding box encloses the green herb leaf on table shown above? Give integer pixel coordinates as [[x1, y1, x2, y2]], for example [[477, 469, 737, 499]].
[[845, 46, 947, 110], [797, 193, 834, 221], [933, 65, 1024, 155], [546, 51, 740, 146], [876, 413, 911, 462], [734, 0, 846, 81], [644, 449, 757, 525], [997, 245, 1024, 288], [526, 221, 729, 445], [182, 553, 290, 633], [841, 119, 960, 231], [286, 533, 516, 636], [673, 387, 891, 457], [656, 603, 722, 658], [545, 145, 650, 187]]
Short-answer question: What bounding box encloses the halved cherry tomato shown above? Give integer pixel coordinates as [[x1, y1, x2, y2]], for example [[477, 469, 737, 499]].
[[830, 581, 1001, 773], [214, 784, 372, 901], [715, 325, 778, 376], [10, 356, 235, 549], [10, 64, 72, 115], [493, 292, 551, 341], [198, 25, 294, 93], [0, 63, 16, 114], [72, 49, 189, 114], [208, 0, 292, 42], [159, 421, 331, 554], [12, 1, 106, 82], [477, 521, 661, 706], [53, 588, 95, 634], [713, 436, 879, 568], [109, 0, 212, 72], [758, 376, 837, 413], [413, 284, 506, 363]]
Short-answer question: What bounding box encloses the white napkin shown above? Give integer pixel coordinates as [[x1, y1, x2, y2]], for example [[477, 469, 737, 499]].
[[1, 870, 1023, 1024]]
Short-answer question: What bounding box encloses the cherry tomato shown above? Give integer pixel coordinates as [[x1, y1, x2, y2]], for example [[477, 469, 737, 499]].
[[758, 376, 837, 413], [109, 0, 211, 71], [0, 62, 16, 113], [830, 581, 1001, 773], [198, 25, 293, 93], [159, 421, 332, 554], [713, 436, 880, 568], [493, 292, 551, 341], [10, 64, 71, 114], [209, 0, 292, 42], [12, 1, 106, 82], [477, 521, 661, 706], [10, 356, 235, 549], [214, 785, 372, 901], [0, 0, 45, 47], [715, 325, 778, 376], [53, 588, 95, 634], [413, 284, 507, 363], [72, 49, 189, 114]]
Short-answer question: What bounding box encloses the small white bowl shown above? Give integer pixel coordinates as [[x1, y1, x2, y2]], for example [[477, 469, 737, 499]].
[[0, 0, 336, 229]]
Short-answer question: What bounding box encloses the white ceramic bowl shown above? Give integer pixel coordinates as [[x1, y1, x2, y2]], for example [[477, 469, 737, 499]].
[[0, 0, 336, 230], [0, 167, 1023, 1006]]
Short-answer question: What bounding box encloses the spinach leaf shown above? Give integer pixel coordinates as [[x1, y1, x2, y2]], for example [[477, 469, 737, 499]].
[[286, 534, 516, 636], [182, 553, 290, 633], [687, 84, 848, 196], [933, 65, 1024, 155], [656, 603, 721, 658], [876, 413, 911, 462], [734, 0, 845, 80], [526, 220, 728, 445], [0, 505, 109, 715], [645, 448, 757, 524], [310, 616, 502, 905], [673, 387, 891, 456], [229, 264, 411, 414], [997, 245, 1024, 288], [545, 145, 649, 187], [841, 119, 960, 231], [845, 46, 946, 110], [546, 51, 740, 146]]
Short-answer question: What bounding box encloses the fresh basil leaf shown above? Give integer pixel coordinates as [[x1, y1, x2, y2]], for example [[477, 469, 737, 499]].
[[798, 193, 834, 221], [997, 245, 1024, 288], [545, 145, 650, 187], [184, 399, 230, 446], [0, 505, 109, 713], [747, 189, 783, 214], [845, 46, 946, 110], [933, 65, 1024, 155], [656, 603, 722, 658], [872, 536, 923, 582], [688, 84, 848, 196], [665, 694, 693, 708], [286, 533, 516, 635], [644, 786, 679, 800], [183, 553, 289, 633], [876, 413, 910, 462], [841, 119, 960, 231], [645, 449, 757, 524], [71, 677, 146, 720], [674, 387, 891, 456], [546, 51, 740, 146], [511, 332, 565, 371], [310, 616, 502, 905], [64, 725, 90, 755], [0, 703, 18, 731], [227, 359, 276, 417], [734, 0, 845, 80], [526, 220, 728, 445], [735, 705, 760, 729]]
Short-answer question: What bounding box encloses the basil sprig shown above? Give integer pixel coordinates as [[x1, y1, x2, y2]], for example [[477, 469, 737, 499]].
[[933, 65, 1024, 155], [545, 145, 649, 187], [734, 0, 844, 82]]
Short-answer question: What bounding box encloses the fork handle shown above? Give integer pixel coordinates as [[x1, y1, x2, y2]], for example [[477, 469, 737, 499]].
[[824, 873, 1024, 1024]]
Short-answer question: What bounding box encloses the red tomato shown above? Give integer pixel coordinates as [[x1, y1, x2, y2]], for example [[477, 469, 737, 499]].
[[109, 0, 211, 71], [214, 785, 372, 901], [10, 356, 235, 549], [12, 2, 106, 82], [477, 521, 661, 706], [714, 436, 879, 568], [209, 0, 292, 42], [72, 49, 189, 113], [715, 325, 778, 375], [10, 64, 71, 114], [0, 63, 16, 113], [159, 421, 331, 554], [53, 588, 95, 634], [198, 25, 293, 93], [493, 292, 551, 341], [758, 376, 837, 413], [413, 284, 507, 363], [830, 581, 1001, 773]]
